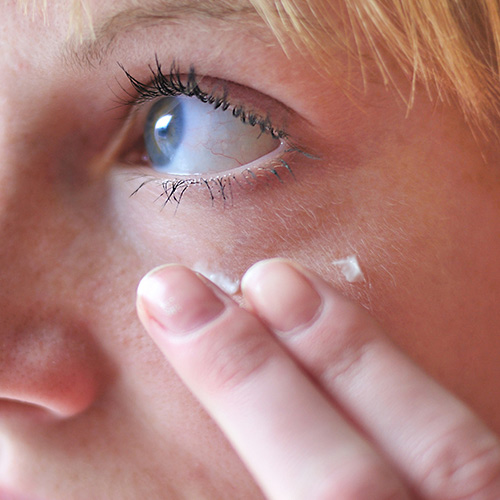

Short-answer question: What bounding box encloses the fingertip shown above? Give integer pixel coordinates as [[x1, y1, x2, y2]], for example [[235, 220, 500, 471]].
[[241, 259, 322, 334], [136, 264, 178, 328], [137, 263, 180, 305], [136, 264, 225, 338], [241, 258, 300, 293]]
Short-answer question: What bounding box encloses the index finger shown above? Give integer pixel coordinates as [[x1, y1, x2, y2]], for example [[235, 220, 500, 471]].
[[136, 264, 410, 500]]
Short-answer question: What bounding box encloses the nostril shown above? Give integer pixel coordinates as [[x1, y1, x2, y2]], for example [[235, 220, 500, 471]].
[[0, 371, 99, 418], [0, 399, 66, 421], [0, 310, 108, 418]]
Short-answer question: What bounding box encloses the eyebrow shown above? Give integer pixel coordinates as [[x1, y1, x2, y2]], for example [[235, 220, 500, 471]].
[[64, 0, 264, 68]]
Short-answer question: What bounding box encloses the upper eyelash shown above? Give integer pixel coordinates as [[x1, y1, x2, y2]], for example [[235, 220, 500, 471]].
[[118, 56, 286, 139]]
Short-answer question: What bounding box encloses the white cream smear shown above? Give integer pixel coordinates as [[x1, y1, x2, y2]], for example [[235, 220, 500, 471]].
[[193, 263, 241, 295], [332, 255, 365, 283]]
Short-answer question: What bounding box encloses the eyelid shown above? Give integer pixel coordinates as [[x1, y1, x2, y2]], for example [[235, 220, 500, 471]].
[[127, 145, 303, 208], [147, 139, 288, 182], [117, 58, 290, 140]]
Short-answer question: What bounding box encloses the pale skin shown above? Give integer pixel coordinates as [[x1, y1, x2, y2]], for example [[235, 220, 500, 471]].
[[1, 0, 500, 498]]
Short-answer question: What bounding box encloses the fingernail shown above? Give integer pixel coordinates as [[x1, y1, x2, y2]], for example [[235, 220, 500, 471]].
[[137, 265, 225, 336], [241, 260, 322, 333]]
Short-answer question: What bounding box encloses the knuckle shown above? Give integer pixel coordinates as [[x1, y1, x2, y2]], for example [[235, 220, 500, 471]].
[[320, 334, 372, 386], [311, 458, 406, 500], [292, 292, 381, 387], [203, 315, 276, 393], [420, 422, 500, 499], [318, 313, 378, 387]]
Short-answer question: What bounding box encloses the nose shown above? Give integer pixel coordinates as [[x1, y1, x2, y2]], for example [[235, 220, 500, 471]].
[[0, 105, 106, 419], [0, 307, 103, 417]]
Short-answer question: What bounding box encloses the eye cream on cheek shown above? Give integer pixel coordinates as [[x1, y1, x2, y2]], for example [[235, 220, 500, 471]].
[[192, 262, 241, 295], [332, 255, 365, 283]]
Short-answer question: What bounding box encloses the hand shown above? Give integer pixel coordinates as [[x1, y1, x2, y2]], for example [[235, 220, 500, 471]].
[[136, 259, 500, 500]]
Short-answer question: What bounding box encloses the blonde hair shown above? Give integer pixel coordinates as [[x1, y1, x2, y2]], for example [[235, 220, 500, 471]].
[[20, 0, 500, 131], [18, 0, 93, 40], [251, 0, 500, 132]]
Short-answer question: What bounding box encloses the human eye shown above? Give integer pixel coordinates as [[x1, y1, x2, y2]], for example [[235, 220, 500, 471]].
[[115, 59, 307, 205], [142, 95, 283, 176]]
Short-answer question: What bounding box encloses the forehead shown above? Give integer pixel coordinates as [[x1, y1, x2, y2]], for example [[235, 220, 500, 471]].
[[10, 0, 343, 82], [45, 0, 277, 38], [19, 0, 286, 69]]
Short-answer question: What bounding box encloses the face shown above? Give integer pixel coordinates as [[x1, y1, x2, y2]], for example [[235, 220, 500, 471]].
[[1, 0, 500, 497]]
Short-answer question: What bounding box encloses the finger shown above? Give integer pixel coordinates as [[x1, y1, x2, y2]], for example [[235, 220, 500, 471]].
[[136, 264, 410, 500], [241, 259, 500, 500]]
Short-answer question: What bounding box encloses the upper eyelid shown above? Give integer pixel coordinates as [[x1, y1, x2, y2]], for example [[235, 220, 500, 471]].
[[116, 56, 291, 139]]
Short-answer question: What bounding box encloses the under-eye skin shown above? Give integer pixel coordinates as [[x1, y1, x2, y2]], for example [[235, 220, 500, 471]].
[[115, 58, 312, 206]]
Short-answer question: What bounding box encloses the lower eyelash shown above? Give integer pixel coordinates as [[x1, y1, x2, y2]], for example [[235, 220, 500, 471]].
[[128, 146, 316, 209]]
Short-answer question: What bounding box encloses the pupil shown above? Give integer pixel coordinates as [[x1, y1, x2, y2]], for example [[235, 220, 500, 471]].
[[155, 115, 174, 140]]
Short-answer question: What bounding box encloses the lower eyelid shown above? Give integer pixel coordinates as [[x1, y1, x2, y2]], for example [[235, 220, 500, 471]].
[[126, 141, 314, 207], [153, 139, 288, 182]]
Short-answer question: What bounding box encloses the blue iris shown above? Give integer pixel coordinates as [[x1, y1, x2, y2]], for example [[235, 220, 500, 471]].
[[144, 97, 185, 171], [142, 94, 280, 176]]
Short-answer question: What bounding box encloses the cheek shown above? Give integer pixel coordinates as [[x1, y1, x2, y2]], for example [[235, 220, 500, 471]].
[[110, 165, 358, 294], [12, 197, 259, 494], [109, 121, 500, 434], [341, 136, 500, 431]]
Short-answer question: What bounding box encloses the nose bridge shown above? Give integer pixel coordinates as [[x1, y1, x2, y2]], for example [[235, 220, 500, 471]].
[[0, 7, 108, 419], [0, 125, 106, 418], [0, 76, 88, 286], [0, 153, 64, 297]]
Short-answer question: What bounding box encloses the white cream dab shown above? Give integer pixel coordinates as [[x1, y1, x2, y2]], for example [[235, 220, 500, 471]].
[[192, 263, 241, 295], [332, 255, 365, 283]]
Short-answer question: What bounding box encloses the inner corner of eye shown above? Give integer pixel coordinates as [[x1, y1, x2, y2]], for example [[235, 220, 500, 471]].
[[142, 95, 284, 177]]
